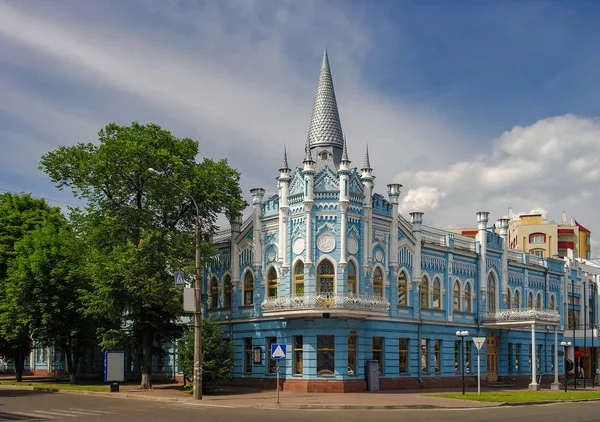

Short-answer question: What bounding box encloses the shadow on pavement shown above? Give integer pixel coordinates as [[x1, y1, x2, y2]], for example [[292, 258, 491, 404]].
[[0, 389, 57, 398], [0, 411, 49, 420]]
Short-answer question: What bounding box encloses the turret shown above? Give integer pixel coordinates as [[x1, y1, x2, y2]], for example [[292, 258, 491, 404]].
[[387, 183, 402, 272], [338, 138, 351, 265], [410, 212, 424, 315], [250, 188, 265, 273], [278, 147, 291, 270], [477, 211, 490, 310], [361, 146, 375, 268], [497, 217, 510, 304]]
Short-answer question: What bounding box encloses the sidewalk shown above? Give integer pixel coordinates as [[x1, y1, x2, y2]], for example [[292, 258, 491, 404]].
[[0, 376, 501, 409]]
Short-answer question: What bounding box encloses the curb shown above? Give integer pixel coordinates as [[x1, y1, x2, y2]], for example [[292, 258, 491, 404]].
[[2, 385, 600, 410], [499, 398, 600, 407]]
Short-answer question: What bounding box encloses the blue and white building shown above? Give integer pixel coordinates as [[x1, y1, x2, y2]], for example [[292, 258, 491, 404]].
[[17, 50, 598, 392], [202, 50, 570, 393]]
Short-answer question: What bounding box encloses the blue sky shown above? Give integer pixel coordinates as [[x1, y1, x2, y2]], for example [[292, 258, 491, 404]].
[[1, 0, 600, 251]]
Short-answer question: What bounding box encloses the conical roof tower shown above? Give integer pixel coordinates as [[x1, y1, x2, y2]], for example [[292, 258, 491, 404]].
[[306, 49, 344, 169]]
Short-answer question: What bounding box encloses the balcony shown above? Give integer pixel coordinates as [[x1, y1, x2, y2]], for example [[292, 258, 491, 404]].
[[482, 308, 560, 326], [261, 293, 390, 316], [558, 241, 575, 249]]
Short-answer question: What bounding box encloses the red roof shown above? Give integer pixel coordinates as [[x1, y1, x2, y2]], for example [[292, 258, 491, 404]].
[[574, 219, 590, 232]]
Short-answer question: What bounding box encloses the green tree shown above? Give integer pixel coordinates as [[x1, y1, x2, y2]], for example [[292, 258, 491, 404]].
[[6, 217, 97, 384], [0, 193, 63, 381], [177, 318, 233, 394], [40, 122, 246, 389]]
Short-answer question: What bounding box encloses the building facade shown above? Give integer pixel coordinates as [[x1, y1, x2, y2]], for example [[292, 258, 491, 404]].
[[15, 50, 599, 392], [450, 213, 592, 260], [201, 50, 568, 393]]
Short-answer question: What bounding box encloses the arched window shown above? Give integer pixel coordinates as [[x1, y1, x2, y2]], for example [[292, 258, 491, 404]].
[[507, 288, 512, 310], [528, 291, 534, 310], [267, 267, 278, 298], [464, 282, 472, 313], [348, 261, 357, 296], [550, 294, 556, 310], [536, 292, 542, 310], [373, 267, 383, 297], [433, 278, 442, 309], [294, 261, 304, 296], [453, 280, 461, 311], [514, 289, 521, 309], [223, 275, 232, 308], [487, 273, 496, 312], [210, 277, 218, 309], [398, 271, 408, 306], [317, 259, 335, 296], [420, 276, 429, 309], [243, 271, 254, 305]]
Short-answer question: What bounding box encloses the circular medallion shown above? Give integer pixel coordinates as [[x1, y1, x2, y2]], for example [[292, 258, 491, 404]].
[[375, 249, 384, 262], [267, 249, 276, 262], [347, 236, 358, 255], [293, 237, 305, 255], [317, 234, 335, 253]]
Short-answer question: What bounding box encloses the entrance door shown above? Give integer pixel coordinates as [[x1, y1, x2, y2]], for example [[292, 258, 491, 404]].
[[486, 336, 498, 382]]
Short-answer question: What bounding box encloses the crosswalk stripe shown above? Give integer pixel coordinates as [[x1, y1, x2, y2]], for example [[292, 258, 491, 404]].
[[6, 411, 54, 420], [58, 409, 104, 416], [68, 408, 115, 414], [34, 410, 78, 417]]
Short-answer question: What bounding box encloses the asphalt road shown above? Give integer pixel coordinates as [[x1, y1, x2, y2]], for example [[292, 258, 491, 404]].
[[0, 390, 599, 422]]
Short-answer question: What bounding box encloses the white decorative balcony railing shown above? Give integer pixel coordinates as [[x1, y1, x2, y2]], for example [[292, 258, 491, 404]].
[[261, 294, 391, 314], [482, 308, 560, 324]]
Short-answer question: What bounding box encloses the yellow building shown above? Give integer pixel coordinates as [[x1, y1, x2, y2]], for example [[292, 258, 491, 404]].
[[448, 213, 591, 259]]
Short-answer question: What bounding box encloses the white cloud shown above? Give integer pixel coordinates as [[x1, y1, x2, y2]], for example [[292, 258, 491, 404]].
[[0, 1, 598, 252], [0, 1, 471, 203], [398, 115, 600, 243]]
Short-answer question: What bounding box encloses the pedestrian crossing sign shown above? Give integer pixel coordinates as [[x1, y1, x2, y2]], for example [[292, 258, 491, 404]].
[[174, 271, 185, 287], [271, 343, 287, 359]]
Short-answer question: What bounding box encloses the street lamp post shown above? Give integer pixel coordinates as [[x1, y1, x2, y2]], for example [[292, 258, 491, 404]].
[[148, 168, 203, 400], [561, 341, 571, 393], [456, 330, 469, 395]]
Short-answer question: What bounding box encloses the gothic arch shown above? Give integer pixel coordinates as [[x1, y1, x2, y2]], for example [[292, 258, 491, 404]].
[[463, 279, 473, 313], [487, 270, 498, 312], [397, 268, 410, 306]]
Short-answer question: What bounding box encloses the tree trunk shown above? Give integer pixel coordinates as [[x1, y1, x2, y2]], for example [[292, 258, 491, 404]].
[[65, 347, 78, 385], [14, 354, 24, 382], [140, 329, 153, 389]]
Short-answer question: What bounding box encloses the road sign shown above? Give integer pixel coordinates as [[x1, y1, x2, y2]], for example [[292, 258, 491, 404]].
[[472, 337, 486, 351], [271, 343, 287, 360], [174, 271, 185, 287]]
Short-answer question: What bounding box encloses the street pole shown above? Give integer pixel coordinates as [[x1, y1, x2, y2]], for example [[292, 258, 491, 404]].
[[477, 348, 481, 396], [461, 337, 465, 395], [148, 168, 203, 400], [193, 216, 203, 400], [561, 341, 571, 392], [572, 279, 577, 390], [584, 280, 587, 388], [276, 359, 280, 404]]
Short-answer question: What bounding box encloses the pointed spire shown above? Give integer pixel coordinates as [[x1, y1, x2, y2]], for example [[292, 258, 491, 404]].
[[306, 49, 344, 150], [362, 145, 372, 170], [303, 138, 314, 164], [341, 136, 350, 163], [280, 145, 289, 170]]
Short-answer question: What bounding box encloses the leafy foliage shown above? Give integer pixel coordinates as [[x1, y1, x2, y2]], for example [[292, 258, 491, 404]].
[[0, 193, 63, 381], [6, 217, 96, 383], [177, 318, 233, 394], [39, 122, 246, 388]]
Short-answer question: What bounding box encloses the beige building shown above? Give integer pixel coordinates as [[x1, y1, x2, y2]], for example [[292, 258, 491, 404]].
[[448, 212, 591, 259]]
